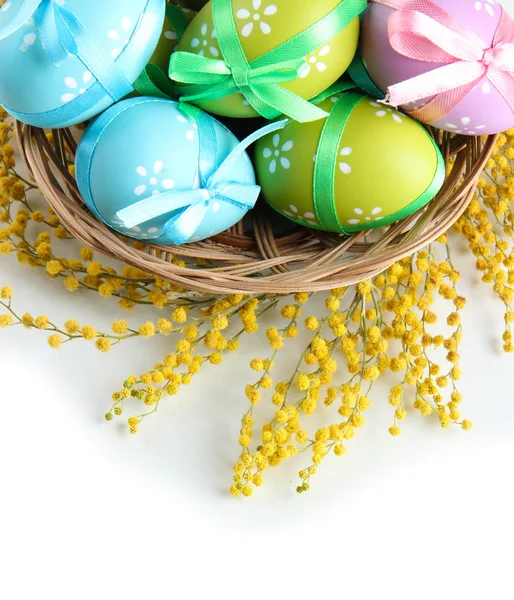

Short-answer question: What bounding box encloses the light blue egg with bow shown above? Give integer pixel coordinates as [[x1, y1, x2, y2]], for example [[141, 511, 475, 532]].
[[75, 97, 259, 246], [0, 0, 165, 128]]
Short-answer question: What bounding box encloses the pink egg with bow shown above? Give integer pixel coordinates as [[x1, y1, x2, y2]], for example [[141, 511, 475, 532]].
[[360, 0, 514, 135]]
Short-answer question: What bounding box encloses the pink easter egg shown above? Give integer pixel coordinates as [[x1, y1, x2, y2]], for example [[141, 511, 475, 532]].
[[360, 0, 514, 135]]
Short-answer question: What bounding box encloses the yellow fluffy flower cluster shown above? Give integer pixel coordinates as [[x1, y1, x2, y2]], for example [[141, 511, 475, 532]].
[[455, 130, 514, 351], [230, 253, 469, 495], [0, 108, 510, 496]]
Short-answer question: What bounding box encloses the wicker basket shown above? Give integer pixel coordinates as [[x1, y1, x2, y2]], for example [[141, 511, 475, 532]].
[[17, 121, 496, 294]]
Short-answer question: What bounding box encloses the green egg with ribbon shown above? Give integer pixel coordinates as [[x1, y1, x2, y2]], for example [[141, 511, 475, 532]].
[[150, 4, 195, 73], [170, 0, 366, 123], [133, 3, 196, 99], [254, 88, 446, 234]]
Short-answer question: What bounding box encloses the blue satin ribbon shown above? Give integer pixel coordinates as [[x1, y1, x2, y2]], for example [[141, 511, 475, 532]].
[[0, 0, 163, 126], [36, 0, 78, 66], [116, 111, 288, 246]]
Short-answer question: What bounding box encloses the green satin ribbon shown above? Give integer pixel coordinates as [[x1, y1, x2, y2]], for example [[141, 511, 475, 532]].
[[133, 62, 177, 98], [313, 91, 365, 232], [133, 3, 192, 98], [312, 90, 446, 235], [166, 3, 191, 41], [348, 50, 385, 99], [169, 0, 367, 122], [310, 79, 359, 105]]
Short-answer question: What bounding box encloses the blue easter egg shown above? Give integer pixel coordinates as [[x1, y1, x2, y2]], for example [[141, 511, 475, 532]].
[[75, 97, 257, 245], [0, 0, 165, 128]]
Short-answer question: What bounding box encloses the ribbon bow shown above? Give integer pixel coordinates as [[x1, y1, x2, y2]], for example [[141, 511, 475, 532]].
[[116, 114, 287, 246], [169, 52, 320, 121], [116, 180, 260, 246], [169, 0, 367, 123], [372, 0, 514, 122]]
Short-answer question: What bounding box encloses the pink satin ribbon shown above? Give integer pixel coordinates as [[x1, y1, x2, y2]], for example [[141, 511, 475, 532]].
[[371, 0, 514, 122]]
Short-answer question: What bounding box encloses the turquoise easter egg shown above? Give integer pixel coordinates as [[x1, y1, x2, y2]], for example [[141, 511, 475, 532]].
[[75, 97, 256, 245], [0, 0, 165, 128]]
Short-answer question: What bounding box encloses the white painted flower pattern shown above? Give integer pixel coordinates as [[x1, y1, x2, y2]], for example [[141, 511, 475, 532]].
[[474, 0, 496, 17], [262, 134, 293, 174], [338, 147, 353, 175], [407, 102, 425, 111], [19, 16, 37, 52], [127, 224, 161, 240], [61, 71, 93, 103], [369, 101, 403, 123], [283, 204, 317, 225], [134, 161, 175, 199], [2, 0, 65, 52], [347, 207, 384, 226], [299, 45, 331, 79], [108, 16, 132, 59], [190, 23, 219, 57], [236, 0, 278, 38], [444, 117, 486, 135], [164, 28, 177, 41], [175, 113, 197, 141], [238, 92, 250, 106]]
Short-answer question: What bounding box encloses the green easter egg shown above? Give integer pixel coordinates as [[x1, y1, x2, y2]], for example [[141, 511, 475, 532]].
[[177, 0, 360, 118], [254, 92, 445, 233], [150, 6, 196, 73], [131, 5, 197, 99]]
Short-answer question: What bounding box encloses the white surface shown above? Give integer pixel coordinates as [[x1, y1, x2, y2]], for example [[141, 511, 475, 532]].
[[1, 230, 513, 600], [2, 0, 514, 596]]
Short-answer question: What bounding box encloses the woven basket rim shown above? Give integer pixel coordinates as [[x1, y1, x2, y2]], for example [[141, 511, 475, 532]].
[[17, 121, 496, 295]]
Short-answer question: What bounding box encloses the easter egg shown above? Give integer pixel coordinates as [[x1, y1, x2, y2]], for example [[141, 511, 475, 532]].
[[254, 91, 445, 234], [75, 97, 257, 245], [149, 4, 195, 73], [0, 0, 165, 128], [172, 0, 363, 120], [133, 3, 196, 98], [360, 0, 514, 135]]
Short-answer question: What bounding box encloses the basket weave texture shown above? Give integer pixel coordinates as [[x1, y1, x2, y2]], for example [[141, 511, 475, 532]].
[[18, 122, 496, 294]]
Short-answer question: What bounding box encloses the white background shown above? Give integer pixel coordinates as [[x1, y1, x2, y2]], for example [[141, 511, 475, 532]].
[[2, 1, 514, 598]]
